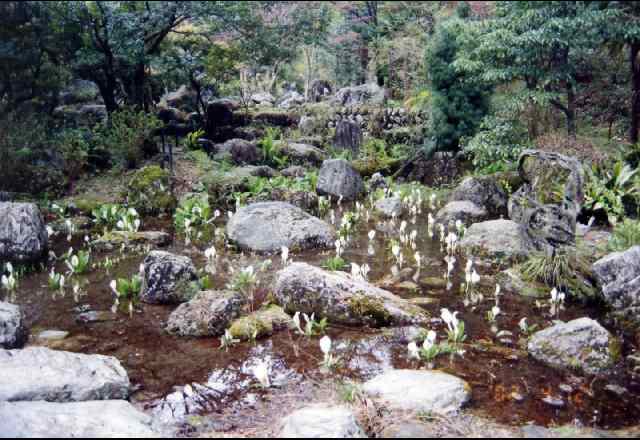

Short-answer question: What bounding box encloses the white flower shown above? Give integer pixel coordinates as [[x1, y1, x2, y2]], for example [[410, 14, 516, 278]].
[[519, 317, 528, 333], [407, 342, 420, 359], [495, 284, 501, 297], [252, 361, 271, 388], [204, 246, 217, 262], [491, 306, 501, 319], [293, 312, 303, 334], [423, 330, 437, 350], [110, 280, 118, 296], [441, 308, 459, 334], [319, 335, 332, 356], [368, 230, 376, 241], [281, 246, 289, 266], [6, 262, 13, 274], [471, 270, 480, 285]]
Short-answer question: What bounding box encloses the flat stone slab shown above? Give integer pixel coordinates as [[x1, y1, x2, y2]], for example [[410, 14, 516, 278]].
[[460, 219, 533, 266], [279, 404, 366, 438], [362, 369, 471, 414], [0, 400, 158, 437], [0, 347, 130, 402]]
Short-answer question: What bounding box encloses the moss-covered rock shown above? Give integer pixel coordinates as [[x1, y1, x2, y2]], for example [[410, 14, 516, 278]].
[[228, 305, 293, 341], [125, 166, 176, 215]]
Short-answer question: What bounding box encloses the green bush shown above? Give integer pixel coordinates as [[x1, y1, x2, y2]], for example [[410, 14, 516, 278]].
[[584, 161, 639, 225], [608, 219, 640, 252], [55, 128, 89, 183], [125, 165, 176, 215], [95, 107, 161, 168], [463, 115, 529, 173]]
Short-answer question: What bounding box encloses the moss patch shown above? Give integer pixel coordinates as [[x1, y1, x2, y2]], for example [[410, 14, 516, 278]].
[[348, 294, 393, 327], [228, 305, 292, 341], [125, 165, 176, 215]]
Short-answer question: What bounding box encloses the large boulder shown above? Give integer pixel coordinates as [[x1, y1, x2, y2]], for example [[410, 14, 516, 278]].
[[592, 246, 640, 325], [395, 151, 462, 187], [230, 139, 259, 165], [0, 302, 28, 349], [317, 159, 365, 201], [278, 90, 305, 109], [279, 404, 366, 438], [508, 150, 584, 253], [0, 401, 157, 437], [333, 120, 363, 155], [310, 79, 332, 102], [125, 165, 176, 215], [527, 318, 614, 375], [0, 202, 48, 264], [298, 116, 319, 136], [140, 251, 199, 305], [0, 347, 130, 402], [335, 83, 385, 107], [450, 176, 509, 218], [362, 370, 471, 414], [435, 201, 489, 228], [459, 219, 534, 267], [227, 202, 335, 253], [205, 100, 235, 142], [59, 79, 102, 105], [165, 290, 245, 337], [274, 263, 428, 327]]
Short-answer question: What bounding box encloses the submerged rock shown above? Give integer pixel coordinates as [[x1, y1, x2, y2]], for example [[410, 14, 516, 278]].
[[279, 404, 366, 438], [0, 302, 28, 349], [592, 246, 640, 326], [317, 159, 365, 201], [449, 175, 509, 218], [459, 219, 533, 267], [435, 201, 489, 228], [0, 202, 48, 264], [140, 251, 199, 305], [362, 369, 471, 414], [0, 347, 130, 402], [274, 263, 428, 327], [528, 318, 614, 375], [92, 230, 171, 252], [374, 196, 405, 218], [227, 202, 335, 253], [165, 290, 245, 337], [0, 400, 157, 437]]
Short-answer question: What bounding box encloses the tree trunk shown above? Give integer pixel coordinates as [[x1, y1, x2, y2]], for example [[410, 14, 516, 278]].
[[631, 41, 640, 144], [566, 80, 576, 139]]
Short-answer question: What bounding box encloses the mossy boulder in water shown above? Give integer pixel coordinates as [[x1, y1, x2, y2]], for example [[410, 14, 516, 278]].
[[228, 305, 293, 341], [274, 262, 428, 327], [165, 290, 245, 337], [125, 166, 176, 215], [527, 318, 614, 375], [459, 219, 533, 268]]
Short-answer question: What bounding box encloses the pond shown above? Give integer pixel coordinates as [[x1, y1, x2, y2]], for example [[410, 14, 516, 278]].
[[3, 198, 640, 435]]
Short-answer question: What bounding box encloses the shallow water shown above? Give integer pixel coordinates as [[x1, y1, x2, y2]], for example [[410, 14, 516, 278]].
[[3, 202, 640, 434]]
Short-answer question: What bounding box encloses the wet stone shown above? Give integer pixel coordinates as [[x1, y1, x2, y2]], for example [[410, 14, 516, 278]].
[[279, 404, 366, 438]]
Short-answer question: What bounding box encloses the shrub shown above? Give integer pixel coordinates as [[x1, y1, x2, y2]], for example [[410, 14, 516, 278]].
[[95, 107, 161, 168], [583, 161, 639, 225], [55, 128, 89, 184], [125, 165, 176, 215], [463, 115, 529, 173], [608, 219, 640, 252]]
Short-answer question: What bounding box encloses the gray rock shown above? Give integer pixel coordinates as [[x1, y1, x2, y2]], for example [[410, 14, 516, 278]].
[[592, 246, 640, 325], [435, 201, 489, 228], [0, 347, 130, 402], [161, 85, 197, 112], [374, 197, 405, 218], [298, 115, 318, 136], [251, 92, 275, 106], [0, 302, 27, 349], [362, 369, 471, 414], [34, 330, 69, 343], [0, 400, 157, 437], [279, 404, 366, 438], [274, 263, 428, 327], [508, 150, 584, 253], [528, 318, 614, 375], [0, 203, 48, 264], [227, 202, 335, 253], [230, 139, 259, 165], [317, 159, 365, 201], [369, 172, 388, 191], [281, 166, 307, 178], [275, 141, 327, 166], [450, 176, 509, 218], [335, 83, 385, 107], [165, 290, 245, 337], [333, 120, 363, 155], [460, 220, 533, 267], [140, 251, 198, 305], [278, 91, 305, 109]]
